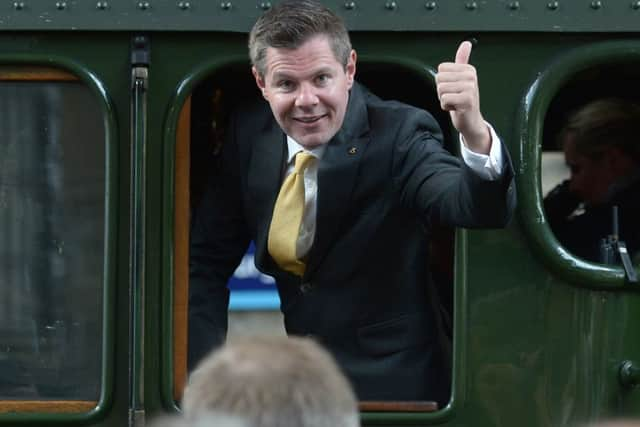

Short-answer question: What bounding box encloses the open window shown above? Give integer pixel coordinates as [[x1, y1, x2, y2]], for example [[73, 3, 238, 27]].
[[170, 60, 456, 413], [541, 63, 640, 269], [519, 41, 640, 286]]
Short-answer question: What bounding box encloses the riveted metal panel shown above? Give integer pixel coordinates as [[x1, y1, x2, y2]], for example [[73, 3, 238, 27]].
[[0, 0, 640, 32]]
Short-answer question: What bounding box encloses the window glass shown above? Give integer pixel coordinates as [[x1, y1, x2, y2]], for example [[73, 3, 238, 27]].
[[0, 79, 105, 400]]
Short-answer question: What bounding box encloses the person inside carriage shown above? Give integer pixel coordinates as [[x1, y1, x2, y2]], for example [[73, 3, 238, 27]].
[[544, 98, 640, 265]]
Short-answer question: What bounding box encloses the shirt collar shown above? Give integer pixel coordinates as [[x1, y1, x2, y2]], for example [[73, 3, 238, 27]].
[[286, 135, 327, 164]]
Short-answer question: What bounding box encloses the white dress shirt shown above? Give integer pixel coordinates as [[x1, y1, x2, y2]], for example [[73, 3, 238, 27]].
[[285, 123, 504, 259]]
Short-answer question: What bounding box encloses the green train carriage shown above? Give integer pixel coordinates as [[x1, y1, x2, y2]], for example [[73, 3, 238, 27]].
[[0, 1, 639, 426]]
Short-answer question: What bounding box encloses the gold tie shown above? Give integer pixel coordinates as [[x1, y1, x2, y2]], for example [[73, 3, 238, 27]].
[[268, 152, 315, 276]]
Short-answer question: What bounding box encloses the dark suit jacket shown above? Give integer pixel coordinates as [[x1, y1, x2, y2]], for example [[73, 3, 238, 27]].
[[189, 82, 516, 405], [545, 175, 640, 263]]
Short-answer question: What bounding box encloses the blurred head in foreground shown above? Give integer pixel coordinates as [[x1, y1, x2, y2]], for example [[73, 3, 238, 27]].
[[182, 336, 359, 427]]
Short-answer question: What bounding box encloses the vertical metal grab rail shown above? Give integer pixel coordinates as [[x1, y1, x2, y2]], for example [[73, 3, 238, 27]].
[[129, 35, 149, 427]]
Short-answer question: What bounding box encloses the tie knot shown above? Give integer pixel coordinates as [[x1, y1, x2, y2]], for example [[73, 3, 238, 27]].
[[293, 151, 315, 173]]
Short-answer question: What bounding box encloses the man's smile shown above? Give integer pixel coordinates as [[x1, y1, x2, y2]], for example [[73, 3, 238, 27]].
[[293, 114, 328, 124]]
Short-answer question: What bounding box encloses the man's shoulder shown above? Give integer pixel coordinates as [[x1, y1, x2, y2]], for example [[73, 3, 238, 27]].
[[356, 82, 422, 112], [352, 82, 442, 144], [354, 81, 439, 128]]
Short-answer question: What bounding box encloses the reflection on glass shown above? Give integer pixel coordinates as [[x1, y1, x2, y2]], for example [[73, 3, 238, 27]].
[[0, 81, 104, 400]]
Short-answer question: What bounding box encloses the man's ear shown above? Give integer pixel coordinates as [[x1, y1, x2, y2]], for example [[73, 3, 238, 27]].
[[606, 146, 635, 176], [346, 49, 357, 89], [252, 66, 268, 100]]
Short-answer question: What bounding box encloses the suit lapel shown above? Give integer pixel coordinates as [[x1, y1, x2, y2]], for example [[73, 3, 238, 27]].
[[247, 118, 286, 271], [305, 83, 370, 277]]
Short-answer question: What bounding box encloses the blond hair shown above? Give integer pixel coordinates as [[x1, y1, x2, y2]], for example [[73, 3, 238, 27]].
[[182, 336, 359, 427], [560, 98, 640, 162]]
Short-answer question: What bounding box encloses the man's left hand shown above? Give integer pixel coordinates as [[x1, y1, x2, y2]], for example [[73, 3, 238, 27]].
[[436, 41, 491, 154]]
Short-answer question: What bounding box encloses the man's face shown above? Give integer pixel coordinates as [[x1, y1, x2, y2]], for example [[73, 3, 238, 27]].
[[253, 35, 356, 149], [564, 134, 614, 206]]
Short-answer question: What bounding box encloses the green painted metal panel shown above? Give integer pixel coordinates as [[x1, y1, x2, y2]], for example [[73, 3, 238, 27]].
[[1, 23, 639, 427], [1, 0, 640, 32]]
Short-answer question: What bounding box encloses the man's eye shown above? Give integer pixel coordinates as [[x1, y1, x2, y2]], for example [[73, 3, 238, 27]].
[[315, 74, 330, 85], [277, 80, 294, 90]]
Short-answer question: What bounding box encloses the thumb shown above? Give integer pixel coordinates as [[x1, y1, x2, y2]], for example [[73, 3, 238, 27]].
[[455, 41, 472, 64]]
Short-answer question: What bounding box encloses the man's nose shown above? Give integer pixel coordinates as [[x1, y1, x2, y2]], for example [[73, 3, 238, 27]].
[[295, 83, 319, 108]]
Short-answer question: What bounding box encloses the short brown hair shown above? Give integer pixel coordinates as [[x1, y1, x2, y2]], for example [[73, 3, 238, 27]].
[[248, 0, 352, 78], [182, 336, 359, 427], [559, 98, 640, 163]]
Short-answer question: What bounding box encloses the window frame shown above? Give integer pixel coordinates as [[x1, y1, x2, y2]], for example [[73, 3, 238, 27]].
[[162, 55, 471, 424], [517, 40, 640, 289], [0, 59, 117, 424]]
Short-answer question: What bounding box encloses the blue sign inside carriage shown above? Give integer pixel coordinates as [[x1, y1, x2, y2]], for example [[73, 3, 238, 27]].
[[228, 242, 280, 311]]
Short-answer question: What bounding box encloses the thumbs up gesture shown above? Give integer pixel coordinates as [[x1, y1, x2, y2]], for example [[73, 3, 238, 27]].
[[436, 41, 491, 154]]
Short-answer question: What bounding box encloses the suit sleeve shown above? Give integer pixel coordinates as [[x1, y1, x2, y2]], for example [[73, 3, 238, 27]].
[[188, 110, 251, 370], [392, 109, 516, 228]]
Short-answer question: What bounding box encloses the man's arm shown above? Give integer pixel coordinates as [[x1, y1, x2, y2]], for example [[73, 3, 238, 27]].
[[188, 112, 251, 371], [393, 110, 515, 230], [401, 39, 515, 227], [459, 122, 504, 180]]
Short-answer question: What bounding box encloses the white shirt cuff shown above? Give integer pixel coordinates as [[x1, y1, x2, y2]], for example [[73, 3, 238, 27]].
[[459, 122, 504, 181]]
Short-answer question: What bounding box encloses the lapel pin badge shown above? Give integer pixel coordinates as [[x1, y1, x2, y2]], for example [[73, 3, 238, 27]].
[[348, 146, 357, 155]]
